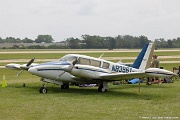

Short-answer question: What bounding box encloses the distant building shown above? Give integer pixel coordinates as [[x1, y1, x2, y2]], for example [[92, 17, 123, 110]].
[[0, 42, 68, 48]]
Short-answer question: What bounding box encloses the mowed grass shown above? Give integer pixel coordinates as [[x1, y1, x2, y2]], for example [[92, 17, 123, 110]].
[[0, 68, 180, 120], [0, 49, 180, 120], [0, 50, 180, 59]]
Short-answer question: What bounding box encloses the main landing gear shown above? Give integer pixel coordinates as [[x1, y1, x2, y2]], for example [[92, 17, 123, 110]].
[[98, 81, 108, 92], [61, 83, 69, 89]]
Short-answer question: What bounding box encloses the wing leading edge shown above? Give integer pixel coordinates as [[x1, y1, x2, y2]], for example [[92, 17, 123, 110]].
[[99, 72, 147, 81]]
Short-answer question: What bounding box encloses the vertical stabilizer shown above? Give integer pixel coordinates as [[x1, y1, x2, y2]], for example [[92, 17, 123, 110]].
[[132, 43, 155, 70]]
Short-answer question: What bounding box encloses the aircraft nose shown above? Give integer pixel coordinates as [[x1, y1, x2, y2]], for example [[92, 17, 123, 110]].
[[28, 67, 37, 75]]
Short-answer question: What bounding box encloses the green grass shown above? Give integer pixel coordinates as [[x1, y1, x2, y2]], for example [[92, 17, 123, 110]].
[[154, 51, 180, 56], [0, 68, 180, 120], [1, 50, 179, 60], [0, 53, 65, 59], [160, 63, 180, 71]]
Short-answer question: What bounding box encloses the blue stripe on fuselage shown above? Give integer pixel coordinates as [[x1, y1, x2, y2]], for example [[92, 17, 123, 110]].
[[37, 68, 63, 71], [37, 61, 71, 66]]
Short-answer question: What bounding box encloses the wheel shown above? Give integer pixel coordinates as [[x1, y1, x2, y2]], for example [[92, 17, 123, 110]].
[[66, 83, 69, 89], [61, 83, 69, 89], [98, 84, 103, 92], [39, 87, 47, 93], [102, 88, 107, 92], [98, 84, 107, 92]]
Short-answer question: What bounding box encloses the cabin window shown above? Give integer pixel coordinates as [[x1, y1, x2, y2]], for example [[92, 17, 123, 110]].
[[78, 57, 90, 65], [102, 62, 110, 68], [91, 59, 101, 67], [59, 55, 78, 63]]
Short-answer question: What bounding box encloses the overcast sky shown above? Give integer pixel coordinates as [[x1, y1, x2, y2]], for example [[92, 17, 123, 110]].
[[0, 0, 180, 41]]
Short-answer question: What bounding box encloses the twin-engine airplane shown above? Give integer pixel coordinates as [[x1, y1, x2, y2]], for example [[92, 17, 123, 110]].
[[6, 43, 176, 93]]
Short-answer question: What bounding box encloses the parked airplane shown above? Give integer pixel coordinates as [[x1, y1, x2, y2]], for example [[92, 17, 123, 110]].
[[6, 43, 176, 93]]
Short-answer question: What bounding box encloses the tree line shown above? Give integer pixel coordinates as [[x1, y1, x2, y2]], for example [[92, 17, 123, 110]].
[[0, 34, 180, 49], [0, 35, 54, 43], [67, 35, 150, 49]]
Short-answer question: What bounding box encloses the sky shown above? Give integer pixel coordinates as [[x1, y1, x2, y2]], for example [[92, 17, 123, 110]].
[[0, 0, 180, 42]]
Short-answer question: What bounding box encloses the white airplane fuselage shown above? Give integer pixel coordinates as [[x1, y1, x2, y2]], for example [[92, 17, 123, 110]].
[[28, 54, 139, 83], [28, 54, 176, 84]]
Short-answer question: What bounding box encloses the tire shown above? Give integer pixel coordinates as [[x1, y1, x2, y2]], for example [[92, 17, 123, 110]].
[[39, 87, 47, 93], [98, 84, 107, 92], [61, 83, 69, 89], [98, 85, 103, 92]]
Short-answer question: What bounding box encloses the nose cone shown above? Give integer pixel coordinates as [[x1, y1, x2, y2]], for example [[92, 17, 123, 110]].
[[28, 67, 37, 75]]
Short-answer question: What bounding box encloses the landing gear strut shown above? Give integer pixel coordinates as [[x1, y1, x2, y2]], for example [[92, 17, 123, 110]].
[[61, 83, 69, 89], [98, 81, 108, 92], [39, 81, 47, 93]]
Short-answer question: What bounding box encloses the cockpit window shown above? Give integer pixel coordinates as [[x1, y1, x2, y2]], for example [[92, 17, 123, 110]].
[[78, 57, 90, 65], [91, 59, 101, 67], [59, 55, 78, 63], [102, 62, 110, 68]]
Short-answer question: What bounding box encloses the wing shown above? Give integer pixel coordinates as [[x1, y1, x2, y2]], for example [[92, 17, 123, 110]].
[[5, 63, 21, 70], [5, 63, 38, 70], [99, 72, 147, 81]]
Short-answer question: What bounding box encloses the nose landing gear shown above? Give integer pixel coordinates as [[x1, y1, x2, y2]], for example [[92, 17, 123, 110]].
[[39, 87, 47, 93]]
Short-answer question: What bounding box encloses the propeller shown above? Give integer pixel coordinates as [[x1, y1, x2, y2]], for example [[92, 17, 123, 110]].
[[56, 59, 78, 79], [61, 59, 78, 72], [17, 58, 35, 77], [26, 58, 35, 67]]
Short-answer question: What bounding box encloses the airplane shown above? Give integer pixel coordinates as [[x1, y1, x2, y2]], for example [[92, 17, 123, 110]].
[[5, 43, 177, 93]]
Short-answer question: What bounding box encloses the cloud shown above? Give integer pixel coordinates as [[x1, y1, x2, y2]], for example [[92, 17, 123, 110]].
[[0, 0, 180, 41]]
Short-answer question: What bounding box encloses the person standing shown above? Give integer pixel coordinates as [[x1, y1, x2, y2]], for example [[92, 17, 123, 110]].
[[147, 55, 161, 85], [151, 55, 159, 68]]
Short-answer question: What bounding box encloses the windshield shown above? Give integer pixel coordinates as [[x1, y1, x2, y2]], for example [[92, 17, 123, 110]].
[[59, 55, 78, 63]]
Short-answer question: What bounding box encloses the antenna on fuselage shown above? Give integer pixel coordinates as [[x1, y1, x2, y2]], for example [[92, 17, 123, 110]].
[[117, 59, 122, 64], [99, 53, 104, 59]]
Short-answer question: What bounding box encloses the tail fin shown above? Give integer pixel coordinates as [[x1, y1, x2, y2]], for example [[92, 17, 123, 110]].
[[132, 43, 155, 70]]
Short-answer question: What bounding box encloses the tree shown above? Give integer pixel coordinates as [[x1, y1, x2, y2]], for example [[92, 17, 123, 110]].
[[22, 37, 34, 43], [35, 35, 54, 43], [138, 35, 150, 48], [5, 37, 16, 43], [0, 37, 3, 43], [104, 37, 116, 49], [115, 35, 124, 48], [66, 37, 81, 49], [167, 39, 173, 48]]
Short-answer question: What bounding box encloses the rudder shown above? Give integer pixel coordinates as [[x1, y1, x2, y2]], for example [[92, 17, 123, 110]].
[[132, 43, 155, 70]]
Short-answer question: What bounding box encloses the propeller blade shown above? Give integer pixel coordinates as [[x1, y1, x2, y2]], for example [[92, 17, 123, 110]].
[[60, 59, 79, 74], [56, 71, 66, 79], [26, 58, 35, 67], [17, 58, 35, 77], [72, 59, 78, 65], [17, 70, 24, 77]]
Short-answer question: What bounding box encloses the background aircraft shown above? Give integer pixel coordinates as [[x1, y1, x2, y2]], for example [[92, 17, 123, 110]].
[[6, 43, 176, 93]]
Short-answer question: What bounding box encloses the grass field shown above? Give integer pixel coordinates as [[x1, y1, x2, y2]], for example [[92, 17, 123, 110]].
[[0, 51, 180, 59], [0, 49, 180, 120], [0, 71, 179, 120]]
